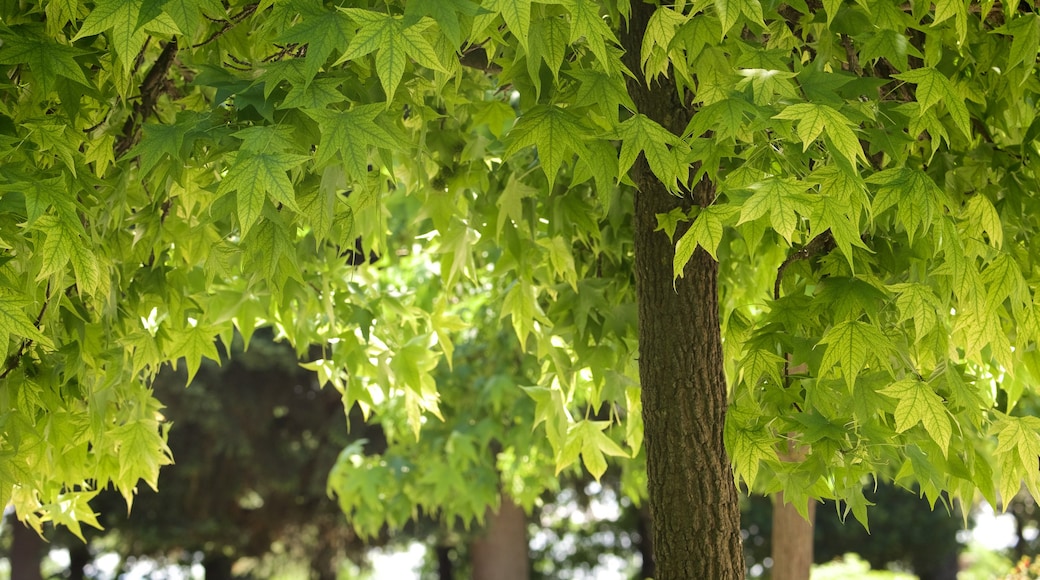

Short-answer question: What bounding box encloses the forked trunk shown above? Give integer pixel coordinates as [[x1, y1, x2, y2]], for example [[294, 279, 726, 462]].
[[621, 5, 745, 578]]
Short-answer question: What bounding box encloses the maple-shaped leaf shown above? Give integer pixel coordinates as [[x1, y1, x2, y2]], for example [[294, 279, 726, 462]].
[[809, 164, 871, 268], [560, 0, 617, 68], [529, 15, 570, 85], [674, 204, 739, 268], [522, 385, 572, 453], [496, 174, 538, 237], [818, 320, 892, 390], [216, 150, 309, 235], [277, 0, 354, 83], [571, 420, 629, 481], [0, 26, 90, 94], [33, 214, 81, 281], [113, 418, 173, 511], [0, 289, 54, 359], [505, 104, 588, 190], [1002, 14, 1040, 74], [475, 0, 533, 49], [169, 321, 220, 385], [128, 111, 212, 174], [405, 0, 480, 48], [714, 0, 765, 38], [774, 103, 866, 167], [568, 68, 635, 114], [306, 104, 401, 178], [736, 177, 813, 243], [740, 348, 786, 389], [993, 415, 1040, 507], [614, 113, 685, 192], [158, 0, 225, 44], [888, 283, 945, 339], [859, 29, 920, 72], [725, 424, 776, 489], [686, 97, 758, 141], [893, 68, 971, 138], [335, 10, 446, 102], [43, 491, 103, 543], [879, 378, 952, 456], [74, 0, 150, 71], [931, 0, 968, 45], [867, 167, 945, 244]]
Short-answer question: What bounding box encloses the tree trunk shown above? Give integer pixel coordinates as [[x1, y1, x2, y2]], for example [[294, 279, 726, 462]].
[[618, 9, 745, 580], [68, 540, 92, 580], [204, 553, 235, 580], [471, 496, 529, 580], [771, 492, 816, 580], [636, 503, 655, 579], [436, 544, 455, 580], [10, 521, 44, 580], [620, 4, 745, 580]]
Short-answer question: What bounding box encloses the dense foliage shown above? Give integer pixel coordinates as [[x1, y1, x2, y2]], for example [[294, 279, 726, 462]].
[[1, 0, 1040, 576]]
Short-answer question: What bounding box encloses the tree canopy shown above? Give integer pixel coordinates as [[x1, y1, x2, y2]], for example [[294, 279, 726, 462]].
[[2, 0, 1040, 577]]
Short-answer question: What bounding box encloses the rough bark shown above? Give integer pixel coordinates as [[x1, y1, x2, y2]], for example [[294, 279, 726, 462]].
[[620, 4, 745, 579], [771, 492, 816, 580], [10, 521, 44, 580], [471, 496, 529, 580]]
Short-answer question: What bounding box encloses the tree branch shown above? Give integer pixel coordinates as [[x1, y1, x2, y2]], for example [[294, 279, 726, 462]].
[[0, 282, 52, 380], [116, 38, 180, 156]]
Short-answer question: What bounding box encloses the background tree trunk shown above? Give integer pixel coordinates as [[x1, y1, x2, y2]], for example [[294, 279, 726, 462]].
[[636, 503, 655, 579], [436, 544, 455, 580], [68, 541, 91, 580], [203, 553, 234, 580], [771, 492, 816, 580], [10, 521, 44, 580], [620, 5, 745, 577], [471, 496, 529, 580]]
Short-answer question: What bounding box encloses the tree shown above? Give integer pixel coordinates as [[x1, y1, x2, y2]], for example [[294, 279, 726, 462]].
[[2, 1, 1040, 579]]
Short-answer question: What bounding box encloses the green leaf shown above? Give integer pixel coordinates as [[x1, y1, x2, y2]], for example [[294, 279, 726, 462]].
[[674, 204, 738, 270], [740, 348, 786, 389], [614, 113, 685, 192], [114, 419, 173, 511], [727, 425, 775, 489], [74, 0, 148, 70], [560, 0, 616, 68], [505, 104, 588, 190], [1004, 14, 1040, 73], [336, 11, 445, 101], [714, 0, 765, 38], [0, 289, 53, 357], [169, 321, 220, 385], [0, 28, 90, 93], [879, 378, 952, 456], [479, 0, 532, 49], [306, 104, 400, 178], [496, 174, 538, 237], [818, 320, 892, 390], [277, 0, 354, 82], [773, 103, 865, 166], [736, 177, 812, 243], [216, 151, 309, 236], [893, 68, 971, 138]]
